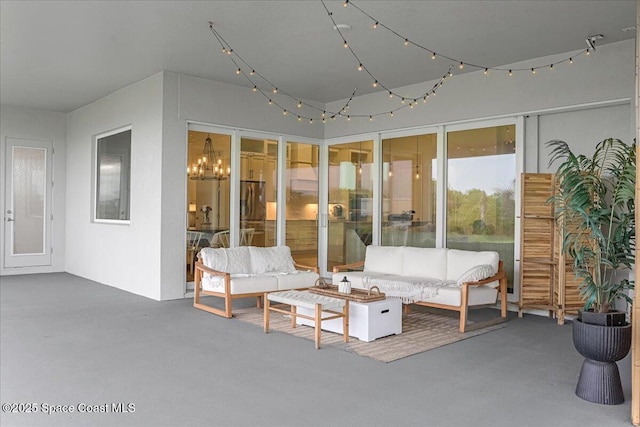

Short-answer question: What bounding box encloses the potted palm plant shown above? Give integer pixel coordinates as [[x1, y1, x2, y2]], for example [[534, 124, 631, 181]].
[[547, 137, 635, 405]]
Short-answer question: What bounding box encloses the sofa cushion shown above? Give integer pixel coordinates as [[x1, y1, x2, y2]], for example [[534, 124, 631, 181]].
[[421, 284, 498, 306], [201, 274, 278, 294], [274, 270, 319, 290], [249, 246, 296, 274], [445, 249, 499, 282], [200, 246, 251, 274], [363, 245, 404, 275], [456, 264, 495, 286], [402, 247, 447, 280]]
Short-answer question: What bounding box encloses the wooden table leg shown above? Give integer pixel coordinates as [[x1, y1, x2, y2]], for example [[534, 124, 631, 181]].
[[264, 295, 270, 333], [343, 301, 349, 343], [315, 303, 321, 349], [291, 305, 297, 328]]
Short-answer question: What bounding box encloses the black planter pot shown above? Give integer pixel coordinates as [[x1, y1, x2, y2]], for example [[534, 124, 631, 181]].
[[573, 319, 632, 405]]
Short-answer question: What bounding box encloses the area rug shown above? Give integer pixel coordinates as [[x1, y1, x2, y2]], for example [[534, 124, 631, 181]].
[[234, 307, 507, 363]]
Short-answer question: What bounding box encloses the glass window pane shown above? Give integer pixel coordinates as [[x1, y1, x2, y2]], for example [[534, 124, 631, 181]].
[[382, 134, 437, 247], [96, 129, 131, 221], [327, 140, 373, 271], [187, 131, 231, 252], [446, 125, 516, 291], [286, 142, 319, 266], [12, 147, 46, 255], [240, 137, 277, 247]]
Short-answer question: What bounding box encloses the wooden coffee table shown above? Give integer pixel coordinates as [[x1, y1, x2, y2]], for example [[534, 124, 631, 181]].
[[264, 290, 349, 349]]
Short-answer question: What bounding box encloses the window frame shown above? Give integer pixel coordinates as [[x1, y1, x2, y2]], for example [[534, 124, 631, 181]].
[[93, 125, 132, 225]]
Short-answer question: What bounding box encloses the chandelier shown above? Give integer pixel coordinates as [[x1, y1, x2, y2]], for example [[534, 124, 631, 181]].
[[188, 134, 230, 180]]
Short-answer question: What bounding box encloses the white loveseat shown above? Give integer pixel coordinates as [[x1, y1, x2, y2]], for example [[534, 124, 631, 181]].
[[194, 246, 319, 318], [333, 246, 507, 332]]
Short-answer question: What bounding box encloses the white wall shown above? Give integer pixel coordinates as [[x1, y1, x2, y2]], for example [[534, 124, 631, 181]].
[[158, 72, 325, 299], [323, 39, 635, 141], [65, 73, 164, 300], [0, 105, 67, 275]]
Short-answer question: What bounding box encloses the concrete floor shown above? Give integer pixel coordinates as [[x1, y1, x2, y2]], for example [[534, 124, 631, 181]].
[[0, 273, 633, 427]]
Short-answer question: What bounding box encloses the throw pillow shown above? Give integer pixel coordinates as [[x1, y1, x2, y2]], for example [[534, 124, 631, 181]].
[[456, 264, 495, 286]]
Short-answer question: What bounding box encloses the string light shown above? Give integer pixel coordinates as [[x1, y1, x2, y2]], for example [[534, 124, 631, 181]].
[[207, 0, 594, 125]]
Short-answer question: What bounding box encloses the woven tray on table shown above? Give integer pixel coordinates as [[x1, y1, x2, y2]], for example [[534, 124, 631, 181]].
[[308, 284, 386, 302]]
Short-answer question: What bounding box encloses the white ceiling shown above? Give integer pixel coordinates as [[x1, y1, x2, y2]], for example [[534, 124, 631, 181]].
[[1, 0, 637, 113]]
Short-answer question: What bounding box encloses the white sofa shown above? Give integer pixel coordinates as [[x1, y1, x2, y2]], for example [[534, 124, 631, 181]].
[[333, 246, 507, 332], [194, 246, 319, 318]]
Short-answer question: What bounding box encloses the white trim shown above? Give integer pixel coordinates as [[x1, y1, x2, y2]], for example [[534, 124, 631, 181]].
[[92, 125, 132, 224]]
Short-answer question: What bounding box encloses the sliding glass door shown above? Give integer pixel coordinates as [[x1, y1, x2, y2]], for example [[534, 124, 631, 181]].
[[327, 140, 373, 272], [381, 133, 437, 248], [285, 141, 320, 266], [446, 124, 517, 291]]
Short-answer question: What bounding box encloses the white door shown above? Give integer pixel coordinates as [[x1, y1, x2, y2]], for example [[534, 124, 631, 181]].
[[3, 138, 53, 268]]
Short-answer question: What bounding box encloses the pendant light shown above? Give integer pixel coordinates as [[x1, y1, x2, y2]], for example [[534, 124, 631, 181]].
[[415, 136, 420, 180]]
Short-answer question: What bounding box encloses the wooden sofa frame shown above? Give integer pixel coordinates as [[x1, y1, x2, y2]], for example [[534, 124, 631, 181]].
[[333, 260, 508, 333], [193, 253, 318, 318]]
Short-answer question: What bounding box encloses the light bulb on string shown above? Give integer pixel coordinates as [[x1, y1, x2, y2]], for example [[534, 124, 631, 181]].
[[236, 68, 241, 75], [252, 86, 257, 92], [369, 116, 373, 121], [531, 68, 536, 74], [390, 111, 394, 117], [372, 80, 378, 87], [343, 40, 348, 48], [373, 21, 378, 29], [250, 70, 255, 75], [508, 70, 513, 76], [283, 110, 287, 115], [297, 116, 302, 122], [389, 92, 393, 98], [549, 64, 554, 71], [586, 49, 590, 56], [569, 58, 573, 64], [297, 101, 302, 108], [343, 0, 348, 7], [268, 99, 272, 105], [272, 88, 278, 94], [358, 63, 363, 71], [484, 68, 488, 75], [459, 62, 464, 69], [404, 39, 409, 46]]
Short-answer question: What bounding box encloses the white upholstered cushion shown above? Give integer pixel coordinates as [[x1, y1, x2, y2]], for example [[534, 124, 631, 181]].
[[402, 247, 447, 280], [201, 274, 278, 294], [275, 270, 319, 290], [421, 284, 498, 306], [200, 246, 251, 274], [445, 249, 499, 282], [249, 246, 296, 274], [363, 245, 404, 275]]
